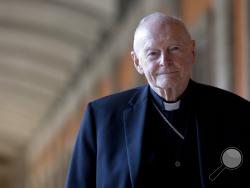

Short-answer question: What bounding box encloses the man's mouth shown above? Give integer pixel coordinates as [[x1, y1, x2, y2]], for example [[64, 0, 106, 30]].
[[157, 71, 178, 75]]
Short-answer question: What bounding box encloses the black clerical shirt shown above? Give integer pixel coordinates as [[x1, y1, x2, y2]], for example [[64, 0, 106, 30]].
[[138, 83, 202, 187]]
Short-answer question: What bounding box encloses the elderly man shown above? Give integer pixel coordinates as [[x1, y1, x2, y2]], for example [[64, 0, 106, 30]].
[[65, 12, 250, 188]]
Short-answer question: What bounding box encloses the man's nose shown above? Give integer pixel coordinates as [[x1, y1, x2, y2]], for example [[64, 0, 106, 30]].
[[160, 51, 172, 66]]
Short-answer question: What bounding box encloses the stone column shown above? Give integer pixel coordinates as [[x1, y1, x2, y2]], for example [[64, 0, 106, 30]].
[[232, 0, 248, 98], [212, 0, 233, 91]]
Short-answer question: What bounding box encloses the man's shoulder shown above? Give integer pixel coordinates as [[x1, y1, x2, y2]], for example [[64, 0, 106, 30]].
[[89, 85, 147, 109], [193, 81, 250, 107]]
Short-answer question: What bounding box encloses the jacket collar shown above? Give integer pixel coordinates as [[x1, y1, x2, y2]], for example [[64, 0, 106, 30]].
[[123, 85, 149, 187]]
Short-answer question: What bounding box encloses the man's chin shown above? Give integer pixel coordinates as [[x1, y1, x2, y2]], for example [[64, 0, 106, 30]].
[[155, 81, 177, 89]]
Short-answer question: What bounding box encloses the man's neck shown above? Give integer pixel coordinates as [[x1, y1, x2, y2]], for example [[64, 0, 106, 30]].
[[151, 81, 189, 102]]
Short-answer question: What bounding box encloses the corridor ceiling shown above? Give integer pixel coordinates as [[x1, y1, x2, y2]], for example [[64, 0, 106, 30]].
[[0, 0, 118, 167]]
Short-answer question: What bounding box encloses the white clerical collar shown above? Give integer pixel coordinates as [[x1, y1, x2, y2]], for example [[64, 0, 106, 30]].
[[163, 100, 181, 111]]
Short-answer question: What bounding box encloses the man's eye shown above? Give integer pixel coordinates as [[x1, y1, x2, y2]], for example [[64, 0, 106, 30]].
[[148, 51, 159, 57], [169, 46, 180, 52]]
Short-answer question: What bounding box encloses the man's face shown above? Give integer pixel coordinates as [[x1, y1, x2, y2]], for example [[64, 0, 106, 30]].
[[132, 21, 195, 91]]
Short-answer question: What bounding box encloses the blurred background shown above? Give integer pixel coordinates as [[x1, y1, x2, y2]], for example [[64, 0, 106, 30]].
[[0, 0, 249, 187]]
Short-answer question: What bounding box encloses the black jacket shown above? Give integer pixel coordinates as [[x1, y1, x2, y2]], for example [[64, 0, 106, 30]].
[[65, 80, 250, 188]]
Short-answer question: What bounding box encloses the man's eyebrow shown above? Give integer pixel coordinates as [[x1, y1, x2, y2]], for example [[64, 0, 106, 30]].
[[144, 44, 158, 52], [166, 41, 184, 45], [143, 41, 155, 51], [144, 47, 151, 52]]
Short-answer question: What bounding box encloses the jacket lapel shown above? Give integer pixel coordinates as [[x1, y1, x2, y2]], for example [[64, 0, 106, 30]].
[[123, 85, 149, 188]]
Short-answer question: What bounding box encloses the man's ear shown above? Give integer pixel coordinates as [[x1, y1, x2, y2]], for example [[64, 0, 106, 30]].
[[131, 51, 144, 74]]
